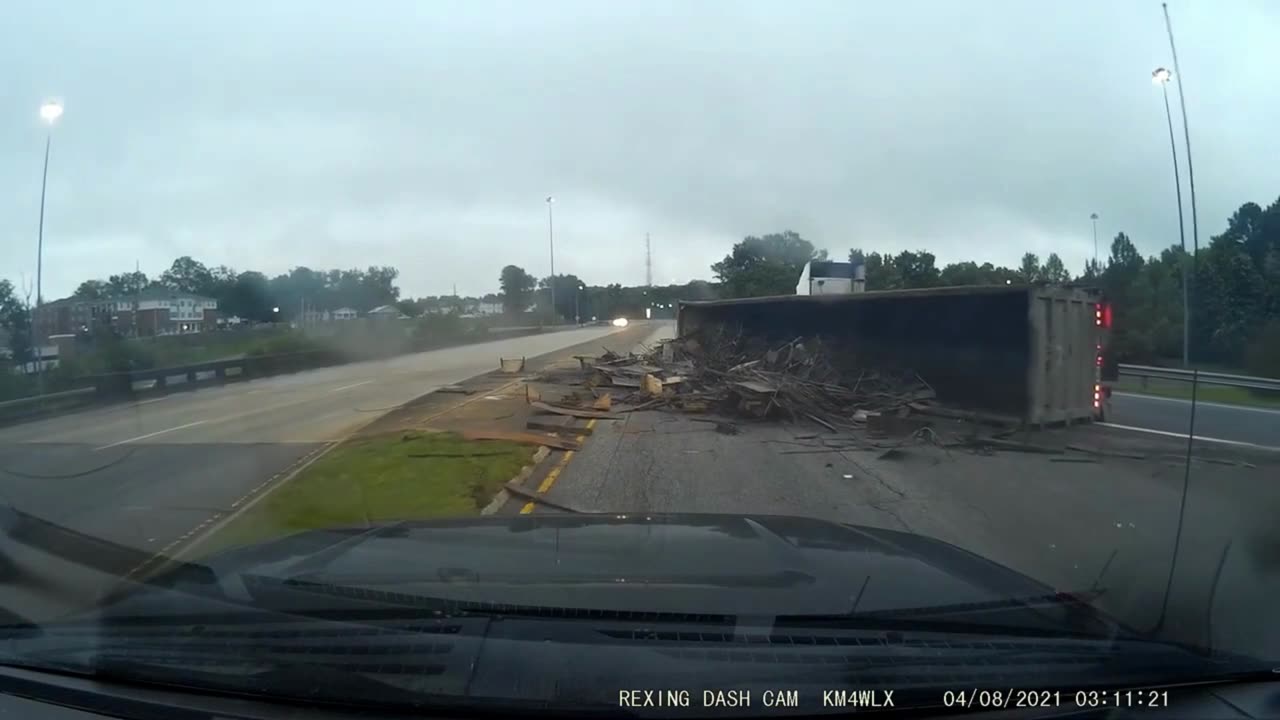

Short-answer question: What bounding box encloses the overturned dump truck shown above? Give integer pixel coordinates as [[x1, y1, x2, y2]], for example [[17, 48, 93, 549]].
[[676, 284, 1111, 425]]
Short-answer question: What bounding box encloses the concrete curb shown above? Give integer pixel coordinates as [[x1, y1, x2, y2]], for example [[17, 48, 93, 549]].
[[481, 446, 551, 515]]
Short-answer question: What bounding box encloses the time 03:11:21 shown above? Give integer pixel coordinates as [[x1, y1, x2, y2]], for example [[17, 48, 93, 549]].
[[1074, 689, 1169, 708]]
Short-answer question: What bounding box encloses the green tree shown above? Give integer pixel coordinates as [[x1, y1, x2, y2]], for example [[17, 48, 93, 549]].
[[160, 256, 214, 295], [539, 274, 587, 321], [849, 249, 900, 290], [892, 250, 941, 288], [1042, 253, 1071, 284], [107, 271, 149, 297], [73, 279, 110, 299], [499, 265, 536, 314], [0, 279, 33, 367], [1019, 253, 1041, 282], [713, 231, 825, 298]]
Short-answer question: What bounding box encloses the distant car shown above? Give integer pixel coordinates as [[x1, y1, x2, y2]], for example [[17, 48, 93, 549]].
[[611, 317, 629, 327]]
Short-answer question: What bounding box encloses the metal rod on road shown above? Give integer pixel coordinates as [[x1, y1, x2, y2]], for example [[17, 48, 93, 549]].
[[1163, 3, 1199, 370]]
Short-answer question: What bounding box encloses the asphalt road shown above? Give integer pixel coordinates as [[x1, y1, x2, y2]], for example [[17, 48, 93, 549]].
[[0, 324, 638, 556], [1109, 391, 1280, 448], [529, 323, 1280, 661]]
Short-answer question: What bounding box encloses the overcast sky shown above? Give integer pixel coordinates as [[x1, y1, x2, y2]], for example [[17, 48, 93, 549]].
[[3, 1, 1278, 300]]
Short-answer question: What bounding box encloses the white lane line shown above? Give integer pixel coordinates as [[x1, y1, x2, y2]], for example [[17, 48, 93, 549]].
[[1098, 422, 1280, 452], [93, 420, 208, 451], [1114, 392, 1280, 415], [329, 380, 373, 393], [133, 396, 170, 406]]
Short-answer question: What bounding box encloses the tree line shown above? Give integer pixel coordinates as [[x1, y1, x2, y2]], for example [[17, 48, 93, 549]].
[[498, 264, 719, 323]]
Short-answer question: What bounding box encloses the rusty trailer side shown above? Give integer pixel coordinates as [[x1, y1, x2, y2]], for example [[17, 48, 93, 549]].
[[676, 285, 1103, 425]]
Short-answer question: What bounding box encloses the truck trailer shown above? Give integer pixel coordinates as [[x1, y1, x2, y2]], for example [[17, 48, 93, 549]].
[[676, 284, 1114, 426]]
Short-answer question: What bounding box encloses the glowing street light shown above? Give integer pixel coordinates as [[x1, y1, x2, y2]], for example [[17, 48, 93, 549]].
[[39, 100, 64, 123]]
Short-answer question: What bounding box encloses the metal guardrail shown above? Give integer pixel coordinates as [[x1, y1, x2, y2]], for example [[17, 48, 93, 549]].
[[0, 351, 340, 421], [0, 386, 95, 411], [1118, 364, 1280, 392]]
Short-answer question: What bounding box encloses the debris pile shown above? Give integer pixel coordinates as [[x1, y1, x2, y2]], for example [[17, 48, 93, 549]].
[[585, 328, 938, 431]]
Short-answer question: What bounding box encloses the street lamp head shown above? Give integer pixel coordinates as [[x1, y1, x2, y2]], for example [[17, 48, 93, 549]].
[[39, 100, 63, 124], [545, 196, 554, 204], [1090, 213, 1099, 221], [1152, 67, 1172, 85]]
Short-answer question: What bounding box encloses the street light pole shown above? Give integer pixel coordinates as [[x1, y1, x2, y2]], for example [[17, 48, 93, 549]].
[[1153, 67, 1190, 369], [1089, 213, 1099, 269], [34, 100, 63, 393], [574, 282, 585, 326], [545, 196, 556, 325]]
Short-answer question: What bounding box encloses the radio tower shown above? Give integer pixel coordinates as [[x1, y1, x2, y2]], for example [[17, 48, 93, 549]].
[[645, 233, 653, 287]]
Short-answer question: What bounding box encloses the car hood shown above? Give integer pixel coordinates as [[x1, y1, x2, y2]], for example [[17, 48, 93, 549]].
[[149, 513, 1083, 623]]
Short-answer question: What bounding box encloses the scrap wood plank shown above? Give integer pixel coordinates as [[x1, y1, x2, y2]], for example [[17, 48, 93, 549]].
[[980, 437, 1063, 455], [526, 418, 594, 436], [907, 402, 1019, 426], [502, 481, 583, 513], [1065, 443, 1147, 460], [732, 379, 778, 394], [530, 401, 620, 420], [461, 428, 582, 451]]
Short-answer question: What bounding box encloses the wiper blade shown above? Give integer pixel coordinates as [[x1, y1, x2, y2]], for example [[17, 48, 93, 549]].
[[775, 590, 1128, 640], [28, 655, 436, 710], [242, 574, 736, 624]]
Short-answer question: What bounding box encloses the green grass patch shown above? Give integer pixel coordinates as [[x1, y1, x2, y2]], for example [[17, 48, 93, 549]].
[[1115, 377, 1280, 408], [201, 431, 536, 554]]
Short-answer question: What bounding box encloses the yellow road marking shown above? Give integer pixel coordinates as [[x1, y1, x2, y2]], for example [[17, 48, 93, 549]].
[[520, 418, 597, 514]]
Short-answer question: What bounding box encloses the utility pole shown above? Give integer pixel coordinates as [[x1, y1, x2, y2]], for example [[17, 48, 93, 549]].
[[546, 196, 556, 324], [645, 233, 653, 288], [35, 101, 63, 395], [1090, 213, 1099, 269], [133, 259, 141, 337]]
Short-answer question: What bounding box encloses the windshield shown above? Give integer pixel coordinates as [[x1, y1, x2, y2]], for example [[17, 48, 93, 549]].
[[2, 1, 1278, 716]]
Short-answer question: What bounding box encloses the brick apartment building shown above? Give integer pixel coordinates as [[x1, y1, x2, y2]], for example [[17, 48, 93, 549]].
[[34, 289, 218, 342]]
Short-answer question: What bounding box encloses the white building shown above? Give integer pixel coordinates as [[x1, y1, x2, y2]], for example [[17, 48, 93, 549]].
[[795, 260, 865, 295]]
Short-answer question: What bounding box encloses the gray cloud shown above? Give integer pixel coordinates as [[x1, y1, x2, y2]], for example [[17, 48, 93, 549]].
[[4, 0, 1279, 299]]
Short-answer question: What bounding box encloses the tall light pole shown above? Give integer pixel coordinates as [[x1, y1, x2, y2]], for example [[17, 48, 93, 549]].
[[1153, 67, 1190, 368], [574, 281, 585, 326], [1090, 213, 1099, 269], [545, 196, 556, 325], [35, 100, 63, 392]]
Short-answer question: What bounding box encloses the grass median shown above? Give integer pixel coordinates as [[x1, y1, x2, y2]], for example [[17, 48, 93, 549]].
[[202, 431, 536, 554], [1115, 377, 1280, 409]]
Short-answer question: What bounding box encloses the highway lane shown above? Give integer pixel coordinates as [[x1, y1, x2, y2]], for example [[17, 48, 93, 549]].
[[0, 324, 638, 554], [1109, 391, 1280, 448], [537, 406, 1280, 660]]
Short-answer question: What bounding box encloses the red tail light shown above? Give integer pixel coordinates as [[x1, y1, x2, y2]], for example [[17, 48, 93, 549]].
[[1095, 303, 1113, 329]]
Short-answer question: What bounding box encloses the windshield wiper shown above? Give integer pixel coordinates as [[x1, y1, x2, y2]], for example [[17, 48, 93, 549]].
[[4, 654, 430, 708], [772, 590, 1136, 641]]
